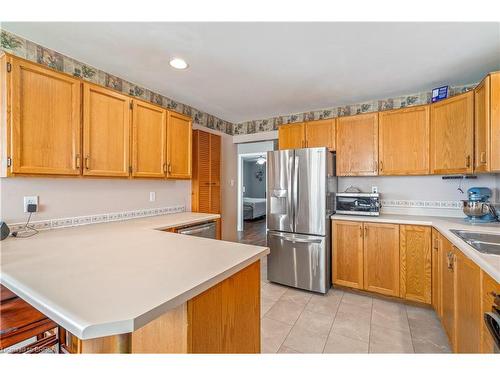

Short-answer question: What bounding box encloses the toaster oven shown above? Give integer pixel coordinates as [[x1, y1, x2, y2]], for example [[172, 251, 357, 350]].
[[335, 192, 380, 216]]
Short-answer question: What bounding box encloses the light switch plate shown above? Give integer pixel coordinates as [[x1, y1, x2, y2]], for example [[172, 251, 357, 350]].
[[371, 186, 378, 194], [23, 196, 38, 213], [149, 192, 156, 202]]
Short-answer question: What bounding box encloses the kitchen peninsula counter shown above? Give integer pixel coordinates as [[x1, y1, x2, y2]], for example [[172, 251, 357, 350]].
[[0, 212, 269, 353]]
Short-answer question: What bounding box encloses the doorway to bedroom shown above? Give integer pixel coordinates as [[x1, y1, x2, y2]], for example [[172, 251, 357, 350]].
[[237, 141, 275, 246]]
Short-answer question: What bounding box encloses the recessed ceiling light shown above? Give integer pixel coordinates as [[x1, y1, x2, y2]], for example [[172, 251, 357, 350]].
[[169, 58, 188, 70]]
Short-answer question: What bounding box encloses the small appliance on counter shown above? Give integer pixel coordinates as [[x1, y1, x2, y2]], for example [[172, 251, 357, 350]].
[[462, 187, 498, 223], [335, 191, 380, 216]]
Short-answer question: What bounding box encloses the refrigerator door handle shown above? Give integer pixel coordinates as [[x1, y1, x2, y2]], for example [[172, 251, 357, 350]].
[[268, 232, 323, 244], [292, 155, 299, 232], [288, 154, 295, 230]]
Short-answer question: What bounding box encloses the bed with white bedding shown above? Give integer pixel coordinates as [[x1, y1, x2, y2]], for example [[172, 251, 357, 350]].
[[243, 197, 266, 220]]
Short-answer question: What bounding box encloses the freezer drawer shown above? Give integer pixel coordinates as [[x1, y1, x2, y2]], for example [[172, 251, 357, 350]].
[[267, 231, 330, 293]]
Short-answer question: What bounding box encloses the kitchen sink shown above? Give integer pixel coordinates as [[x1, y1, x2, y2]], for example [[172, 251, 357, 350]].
[[450, 229, 500, 256]]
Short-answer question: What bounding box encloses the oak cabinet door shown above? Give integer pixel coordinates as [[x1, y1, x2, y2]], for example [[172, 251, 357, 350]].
[[209, 134, 221, 213], [192, 130, 211, 212], [167, 111, 192, 179], [430, 92, 473, 174], [455, 249, 481, 353], [480, 271, 500, 353], [192, 130, 221, 214], [131, 100, 167, 178], [363, 222, 400, 297], [305, 119, 335, 150], [440, 237, 456, 350], [474, 76, 490, 173], [399, 225, 432, 304], [10, 57, 81, 175], [336, 113, 378, 176], [332, 221, 364, 289], [431, 228, 442, 315], [83, 84, 131, 177], [379, 106, 430, 175], [278, 123, 305, 150], [490, 73, 500, 171]]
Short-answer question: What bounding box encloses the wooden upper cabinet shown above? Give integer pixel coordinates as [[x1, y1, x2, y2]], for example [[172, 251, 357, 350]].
[[83, 84, 131, 177], [491, 73, 500, 171], [430, 91, 474, 175], [455, 249, 482, 353], [440, 237, 456, 350], [399, 225, 432, 304], [8, 56, 81, 175], [336, 113, 378, 176], [363, 222, 400, 297], [131, 100, 167, 178], [379, 106, 430, 175], [304, 119, 336, 150], [278, 123, 305, 150], [167, 111, 192, 179], [474, 76, 490, 173], [332, 220, 364, 289]]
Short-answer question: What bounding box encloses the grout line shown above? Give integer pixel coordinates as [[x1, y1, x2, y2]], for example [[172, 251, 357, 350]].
[[405, 305, 416, 353], [320, 289, 343, 353], [367, 295, 376, 353]]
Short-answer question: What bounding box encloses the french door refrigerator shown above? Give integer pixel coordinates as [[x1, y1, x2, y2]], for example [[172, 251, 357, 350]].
[[266, 147, 337, 294]]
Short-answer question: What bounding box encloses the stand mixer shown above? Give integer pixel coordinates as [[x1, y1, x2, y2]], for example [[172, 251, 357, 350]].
[[462, 187, 498, 223]]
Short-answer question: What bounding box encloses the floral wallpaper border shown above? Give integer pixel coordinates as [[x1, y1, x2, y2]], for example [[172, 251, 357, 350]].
[[233, 82, 478, 135], [0, 29, 235, 135], [1, 29, 480, 138]]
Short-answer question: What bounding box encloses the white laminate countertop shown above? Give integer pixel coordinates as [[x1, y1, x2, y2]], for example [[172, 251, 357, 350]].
[[331, 214, 500, 284], [0, 212, 269, 340]]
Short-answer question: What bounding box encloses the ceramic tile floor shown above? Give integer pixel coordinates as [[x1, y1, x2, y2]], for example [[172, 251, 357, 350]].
[[260, 257, 451, 354]]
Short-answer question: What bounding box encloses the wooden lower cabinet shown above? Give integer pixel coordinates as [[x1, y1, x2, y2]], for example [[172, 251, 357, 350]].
[[399, 225, 432, 304], [63, 261, 260, 353], [440, 237, 456, 350], [481, 271, 500, 353], [455, 249, 482, 353], [332, 221, 364, 289], [363, 223, 400, 297], [431, 228, 442, 314]]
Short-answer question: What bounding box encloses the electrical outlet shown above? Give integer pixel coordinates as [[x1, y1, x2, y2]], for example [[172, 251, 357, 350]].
[[149, 192, 156, 202], [23, 196, 38, 213], [371, 186, 378, 194]]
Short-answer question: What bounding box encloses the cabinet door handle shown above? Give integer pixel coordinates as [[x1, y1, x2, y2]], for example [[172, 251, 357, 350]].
[[380, 160, 383, 172], [75, 154, 81, 169], [163, 163, 167, 173], [359, 225, 363, 238], [168, 163, 172, 174], [433, 238, 439, 250], [466, 155, 471, 168], [84, 156, 90, 170], [480, 151, 487, 164], [364, 226, 368, 237]]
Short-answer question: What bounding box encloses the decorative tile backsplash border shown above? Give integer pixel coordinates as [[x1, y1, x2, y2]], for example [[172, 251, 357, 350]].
[[0, 29, 234, 135], [7, 205, 186, 233], [234, 84, 478, 135], [380, 199, 463, 210]]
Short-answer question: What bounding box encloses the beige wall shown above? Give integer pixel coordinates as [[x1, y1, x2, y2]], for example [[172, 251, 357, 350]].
[[0, 177, 191, 223]]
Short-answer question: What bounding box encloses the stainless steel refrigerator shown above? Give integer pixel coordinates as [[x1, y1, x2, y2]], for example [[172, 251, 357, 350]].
[[266, 147, 337, 294]]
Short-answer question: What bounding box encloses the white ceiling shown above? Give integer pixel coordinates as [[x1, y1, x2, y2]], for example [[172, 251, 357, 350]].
[[3, 22, 500, 123]]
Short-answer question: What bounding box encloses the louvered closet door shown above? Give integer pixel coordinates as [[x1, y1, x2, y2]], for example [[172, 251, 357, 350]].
[[209, 134, 221, 213], [198, 131, 211, 213]]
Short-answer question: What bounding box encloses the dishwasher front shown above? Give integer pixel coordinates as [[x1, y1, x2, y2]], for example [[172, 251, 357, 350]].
[[176, 221, 217, 239]]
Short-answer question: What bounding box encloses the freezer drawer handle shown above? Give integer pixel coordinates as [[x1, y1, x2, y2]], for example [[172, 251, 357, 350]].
[[269, 232, 322, 243]]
